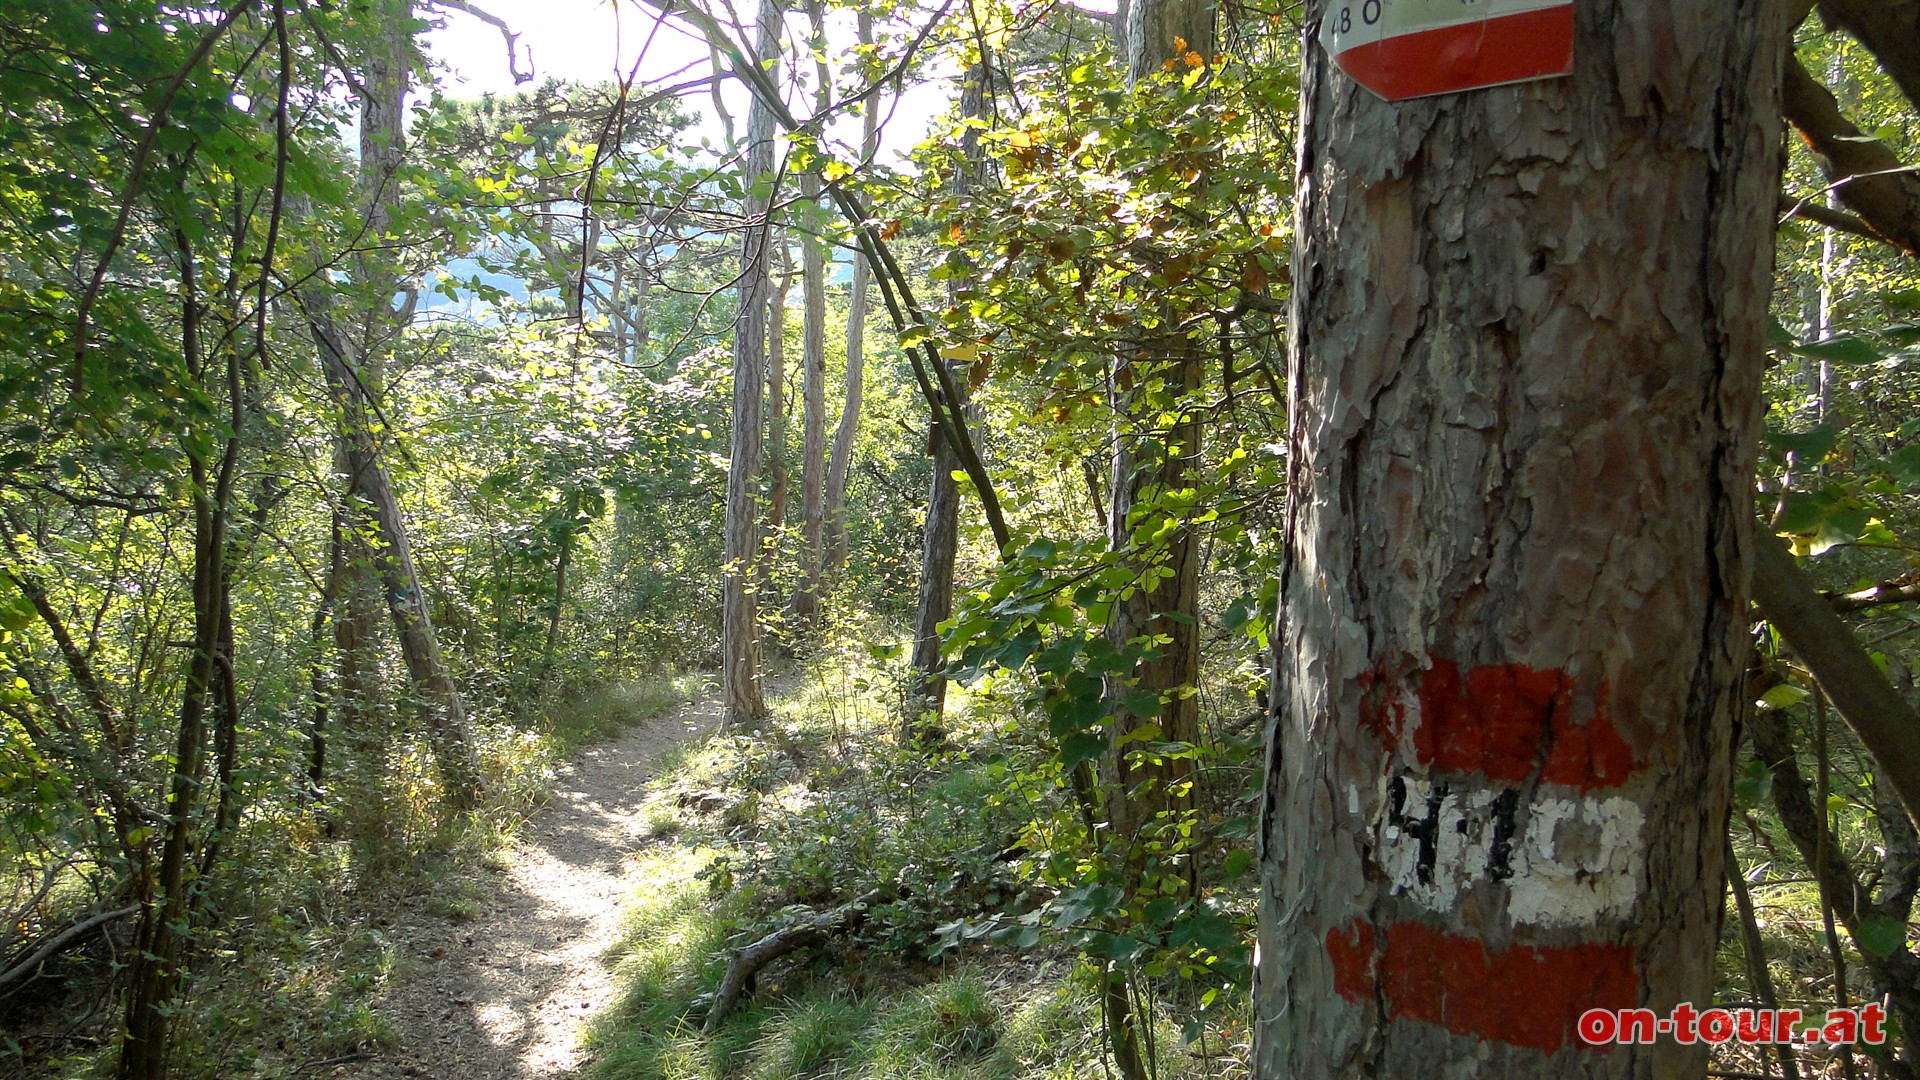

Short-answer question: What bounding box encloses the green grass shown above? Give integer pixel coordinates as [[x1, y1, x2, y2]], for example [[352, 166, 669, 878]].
[[543, 672, 713, 757], [579, 659, 1245, 1080]]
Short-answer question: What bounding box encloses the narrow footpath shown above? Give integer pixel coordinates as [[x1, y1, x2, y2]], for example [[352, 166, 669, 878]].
[[333, 695, 721, 1079]]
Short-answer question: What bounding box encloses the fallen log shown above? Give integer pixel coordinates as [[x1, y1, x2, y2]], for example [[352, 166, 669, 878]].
[[0, 904, 138, 997], [702, 889, 883, 1033]]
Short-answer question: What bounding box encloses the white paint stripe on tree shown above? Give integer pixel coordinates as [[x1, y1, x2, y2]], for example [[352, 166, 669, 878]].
[[1374, 775, 1646, 928]]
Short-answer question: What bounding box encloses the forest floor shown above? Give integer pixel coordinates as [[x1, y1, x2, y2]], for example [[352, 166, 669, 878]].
[[326, 691, 725, 1080]]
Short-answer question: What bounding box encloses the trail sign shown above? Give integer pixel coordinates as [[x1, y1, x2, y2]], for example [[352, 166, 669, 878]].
[[1319, 0, 1575, 101]]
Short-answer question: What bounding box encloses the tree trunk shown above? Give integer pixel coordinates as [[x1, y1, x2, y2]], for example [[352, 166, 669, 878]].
[[723, 0, 782, 731], [904, 62, 989, 747], [1254, 3, 1786, 1077], [118, 237, 238, 1080], [325, 0, 413, 841], [312, 314, 480, 809], [793, 0, 832, 625], [906, 415, 964, 746], [794, 195, 827, 624], [1100, 0, 1213, 878], [767, 235, 791, 536], [823, 10, 878, 581], [305, 517, 339, 801], [539, 493, 579, 691], [308, 0, 476, 810]]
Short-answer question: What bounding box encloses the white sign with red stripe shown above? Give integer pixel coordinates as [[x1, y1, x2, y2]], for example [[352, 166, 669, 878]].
[[1318, 0, 1575, 101]]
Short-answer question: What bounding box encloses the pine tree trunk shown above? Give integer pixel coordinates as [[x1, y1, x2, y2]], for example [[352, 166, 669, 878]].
[[1253, 3, 1787, 1077], [723, 0, 782, 731]]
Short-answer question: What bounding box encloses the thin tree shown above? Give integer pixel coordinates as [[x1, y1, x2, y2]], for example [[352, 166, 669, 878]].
[[722, 0, 783, 730], [792, 0, 833, 624], [1101, 0, 1212, 862], [823, 10, 880, 579], [904, 59, 989, 746], [767, 235, 791, 536], [1253, 3, 1787, 1077], [322, 0, 478, 808]]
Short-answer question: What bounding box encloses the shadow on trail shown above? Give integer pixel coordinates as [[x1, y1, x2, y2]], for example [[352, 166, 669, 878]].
[[331, 697, 722, 1080]]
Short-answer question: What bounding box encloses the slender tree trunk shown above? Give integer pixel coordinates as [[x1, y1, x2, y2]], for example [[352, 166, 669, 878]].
[[316, 0, 477, 808], [305, 517, 339, 801], [1253, 3, 1786, 1077], [1101, 0, 1212, 872], [906, 416, 964, 746], [723, 0, 783, 731], [823, 11, 879, 580], [312, 314, 480, 810], [793, 0, 832, 625], [904, 62, 989, 746], [326, 0, 409, 834], [119, 234, 242, 1080], [539, 494, 579, 690], [795, 194, 827, 622], [767, 235, 791, 536], [332, 507, 387, 824]]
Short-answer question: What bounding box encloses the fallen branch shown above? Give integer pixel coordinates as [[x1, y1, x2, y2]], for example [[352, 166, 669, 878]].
[[0, 904, 138, 997], [703, 889, 883, 1033]]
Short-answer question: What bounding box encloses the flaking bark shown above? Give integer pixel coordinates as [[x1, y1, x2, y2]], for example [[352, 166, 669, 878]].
[[1255, 2, 1787, 1076]]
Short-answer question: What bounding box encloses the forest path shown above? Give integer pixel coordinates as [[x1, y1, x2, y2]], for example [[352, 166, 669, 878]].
[[335, 691, 723, 1080]]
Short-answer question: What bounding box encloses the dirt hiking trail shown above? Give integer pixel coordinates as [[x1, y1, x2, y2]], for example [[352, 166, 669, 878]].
[[332, 693, 723, 1080]]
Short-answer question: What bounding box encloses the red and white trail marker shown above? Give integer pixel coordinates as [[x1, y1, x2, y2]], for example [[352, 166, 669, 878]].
[[1319, 0, 1575, 101]]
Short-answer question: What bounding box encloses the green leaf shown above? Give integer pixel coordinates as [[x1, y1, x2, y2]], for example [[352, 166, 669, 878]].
[[1759, 683, 1808, 710], [1790, 335, 1882, 365], [1734, 758, 1773, 809], [1058, 731, 1106, 772], [1856, 915, 1907, 960], [0, 591, 33, 633], [1765, 424, 1838, 463], [1221, 848, 1252, 881], [1775, 492, 1830, 535]]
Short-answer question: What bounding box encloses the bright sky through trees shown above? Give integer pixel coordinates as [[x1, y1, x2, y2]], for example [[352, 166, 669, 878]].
[[425, 0, 968, 165]]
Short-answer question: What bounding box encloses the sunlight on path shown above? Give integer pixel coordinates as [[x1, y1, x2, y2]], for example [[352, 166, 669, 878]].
[[338, 695, 721, 1080]]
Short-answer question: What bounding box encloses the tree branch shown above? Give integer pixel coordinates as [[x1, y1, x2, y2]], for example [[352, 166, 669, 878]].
[[0, 905, 139, 997], [1781, 51, 1920, 257], [431, 0, 534, 83], [1751, 533, 1920, 834], [1778, 193, 1887, 246], [1816, 0, 1920, 114]]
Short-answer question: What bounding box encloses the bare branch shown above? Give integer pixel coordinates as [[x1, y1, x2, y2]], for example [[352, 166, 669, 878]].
[[1778, 193, 1887, 246], [1782, 51, 1920, 257], [431, 0, 534, 83], [1752, 533, 1920, 834]]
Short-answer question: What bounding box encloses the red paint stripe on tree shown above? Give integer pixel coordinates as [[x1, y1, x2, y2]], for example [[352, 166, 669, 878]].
[[1361, 659, 1637, 790], [1330, 6, 1576, 102], [1325, 917, 1640, 1052]]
